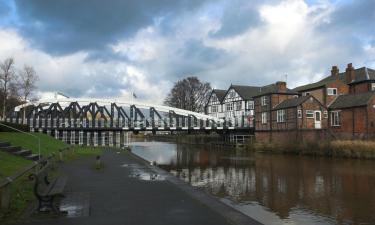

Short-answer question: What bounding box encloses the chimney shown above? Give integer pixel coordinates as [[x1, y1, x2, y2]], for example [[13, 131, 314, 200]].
[[345, 63, 355, 83], [276, 81, 287, 92], [331, 66, 339, 76]]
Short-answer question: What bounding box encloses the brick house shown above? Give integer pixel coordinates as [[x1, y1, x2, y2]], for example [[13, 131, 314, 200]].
[[294, 63, 375, 107], [329, 91, 375, 139], [272, 95, 328, 131]]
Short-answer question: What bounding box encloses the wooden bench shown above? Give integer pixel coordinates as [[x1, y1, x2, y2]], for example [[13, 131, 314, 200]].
[[29, 165, 67, 213]]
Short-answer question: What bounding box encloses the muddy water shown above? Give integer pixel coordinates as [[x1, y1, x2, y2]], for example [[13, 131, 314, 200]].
[[130, 140, 375, 225]]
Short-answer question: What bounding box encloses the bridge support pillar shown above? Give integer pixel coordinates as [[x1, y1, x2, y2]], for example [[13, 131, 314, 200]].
[[54, 130, 59, 140], [94, 132, 98, 147], [70, 131, 76, 145], [87, 132, 91, 146], [115, 131, 121, 148], [109, 132, 113, 147], [101, 132, 106, 146]]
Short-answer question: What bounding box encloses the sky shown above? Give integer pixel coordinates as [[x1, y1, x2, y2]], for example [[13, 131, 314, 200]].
[[0, 0, 374, 104]]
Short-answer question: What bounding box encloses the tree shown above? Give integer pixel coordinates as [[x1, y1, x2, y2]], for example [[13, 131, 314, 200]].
[[18, 65, 39, 121], [164, 76, 212, 112], [0, 58, 16, 119]]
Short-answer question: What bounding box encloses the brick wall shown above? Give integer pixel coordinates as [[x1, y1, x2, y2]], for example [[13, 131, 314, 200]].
[[255, 130, 328, 143], [326, 80, 349, 106], [350, 82, 371, 94]]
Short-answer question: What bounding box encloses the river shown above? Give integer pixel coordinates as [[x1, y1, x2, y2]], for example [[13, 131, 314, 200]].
[[130, 139, 375, 225]]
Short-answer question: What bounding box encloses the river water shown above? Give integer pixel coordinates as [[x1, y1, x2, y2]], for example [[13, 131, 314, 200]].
[[130, 140, 375, 225]]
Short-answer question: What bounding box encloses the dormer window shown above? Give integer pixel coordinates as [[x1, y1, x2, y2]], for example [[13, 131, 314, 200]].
[[327, 88, 337, 96]]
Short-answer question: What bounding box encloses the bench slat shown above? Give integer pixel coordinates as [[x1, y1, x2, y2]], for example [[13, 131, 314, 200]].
[[48, 176, 67, 196]]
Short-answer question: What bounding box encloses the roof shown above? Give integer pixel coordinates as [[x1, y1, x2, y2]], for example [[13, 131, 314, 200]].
[[273, 95, 312, 110], [329, 91, 375, 109], [349, 67, 375, 84], [252, 83, 297, 97], [230, 85, 262, 100], [212, 89, 226, 102], [293, 66, 375, 92]]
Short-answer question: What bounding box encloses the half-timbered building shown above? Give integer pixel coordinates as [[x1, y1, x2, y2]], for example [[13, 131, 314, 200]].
[[205, 89, 226, 119]]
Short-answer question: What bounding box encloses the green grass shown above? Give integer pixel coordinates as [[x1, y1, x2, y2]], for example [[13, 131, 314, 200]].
[[0, 152, 31, 179], [0, 132, 68, 157]]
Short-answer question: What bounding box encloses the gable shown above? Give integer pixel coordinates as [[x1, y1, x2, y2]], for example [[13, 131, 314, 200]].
[[223, 88, 242, 103]]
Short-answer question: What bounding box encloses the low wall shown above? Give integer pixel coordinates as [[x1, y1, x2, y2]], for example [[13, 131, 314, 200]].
[[255, 129, 329, 144]]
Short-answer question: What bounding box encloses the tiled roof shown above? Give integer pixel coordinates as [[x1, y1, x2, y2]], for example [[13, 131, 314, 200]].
[[252, 83, 297, 97], [329, 91, 375, 109], [230, 85, 262, 100], [350, 67, 375, 84], [212, 89, 226, 102], [273, 95, 312, 110], [293, 67, 375, 92]]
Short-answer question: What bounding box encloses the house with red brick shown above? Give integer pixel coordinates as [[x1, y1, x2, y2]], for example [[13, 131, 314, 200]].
[[329, 91, 375, 139], [293, 63, 375, 107]]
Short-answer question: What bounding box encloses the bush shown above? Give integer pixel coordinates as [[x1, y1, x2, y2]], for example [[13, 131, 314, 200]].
[[0, 122, 30, 132]]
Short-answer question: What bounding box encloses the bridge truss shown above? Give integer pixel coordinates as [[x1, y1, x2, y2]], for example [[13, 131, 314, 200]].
[[8, 98, 253, 147]]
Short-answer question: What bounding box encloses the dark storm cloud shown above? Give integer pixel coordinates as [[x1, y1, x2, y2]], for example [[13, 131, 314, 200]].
[[13, 0, 206, 55]]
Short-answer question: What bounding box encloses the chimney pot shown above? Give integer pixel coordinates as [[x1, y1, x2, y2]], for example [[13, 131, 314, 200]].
[[276, 81, 287, 92], [331, 66, 339, 76], [345, 63, 355, 83]]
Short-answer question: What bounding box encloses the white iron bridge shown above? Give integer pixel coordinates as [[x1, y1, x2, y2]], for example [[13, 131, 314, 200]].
[[8, 97, 253, 147]]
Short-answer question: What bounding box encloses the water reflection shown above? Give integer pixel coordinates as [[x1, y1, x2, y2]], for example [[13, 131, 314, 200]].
[[131, 141, 375, 225]]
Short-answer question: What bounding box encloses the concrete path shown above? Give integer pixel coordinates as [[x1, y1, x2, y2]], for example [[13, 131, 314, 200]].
[[19, 150, 261, 225]]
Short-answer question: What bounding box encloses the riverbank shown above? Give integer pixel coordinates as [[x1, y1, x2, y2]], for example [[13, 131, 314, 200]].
[[147, 133, 375, 160], [251, 140, 375, 159]]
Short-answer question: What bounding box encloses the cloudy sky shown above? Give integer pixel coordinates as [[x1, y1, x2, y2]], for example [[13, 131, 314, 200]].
[[0, 0, 374, 103]]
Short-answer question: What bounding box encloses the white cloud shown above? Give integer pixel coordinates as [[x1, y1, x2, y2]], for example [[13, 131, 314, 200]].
[[0, 28, 167, 104]]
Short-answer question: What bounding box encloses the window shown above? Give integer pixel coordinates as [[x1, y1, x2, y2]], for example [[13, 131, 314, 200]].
[[324, 111, 328, 118], [327, 88, 337, 96], [226, 103, 233, 111], [235, 102, 242, 110], [212, 105, 218, 113], [372, 83, 375, 91], [212, 95, 217, 102], [247, 101, 254, 110], [277, 110, 286, 123], [330, 111, 340, 126], [297, 110, 302, 118], [303, 92, 310, 96], [261, 112, 268, 124], [306, 110, 314, 118], [261, 96, 268, 106]]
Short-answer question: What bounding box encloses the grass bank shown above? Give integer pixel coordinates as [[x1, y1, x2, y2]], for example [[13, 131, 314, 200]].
[[0, 132, 104, 224], [251, 140, 375, 159], [0, 132, 68, 156]]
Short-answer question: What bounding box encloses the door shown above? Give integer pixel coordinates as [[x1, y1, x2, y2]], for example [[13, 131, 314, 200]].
[[314, 111, 321, 129]]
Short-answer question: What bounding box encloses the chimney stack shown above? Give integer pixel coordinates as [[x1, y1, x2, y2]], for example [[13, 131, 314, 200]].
[[331, 66, 339, 76], [276, 81, 287, 92], [345, 63, 355, 83]]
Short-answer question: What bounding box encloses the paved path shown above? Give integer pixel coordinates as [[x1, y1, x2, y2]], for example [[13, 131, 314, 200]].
[[19, 150, 261, 225]]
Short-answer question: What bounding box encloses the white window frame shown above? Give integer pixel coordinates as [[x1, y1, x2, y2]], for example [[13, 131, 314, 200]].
[[277, 110, 286, 123], [247, 101, 254, 110], [330, 111, 340, 126], [297, 110, 302, 118], [226, 103, 233, 111], [235, 101, 242, 111], [306, 110, 314, 118], [212, 105, 218, 113], [261, 112, 268, 124], [261, 96, 267, 106], [327, 88, 337, 96], [371, 83, 375, 91]]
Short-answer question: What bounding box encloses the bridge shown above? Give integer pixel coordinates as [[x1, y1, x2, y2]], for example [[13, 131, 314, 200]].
[[7, 97, 253, 147]]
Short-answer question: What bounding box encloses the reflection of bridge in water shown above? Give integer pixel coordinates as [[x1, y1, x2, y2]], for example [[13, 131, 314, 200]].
[[8, 98, 253, 146]]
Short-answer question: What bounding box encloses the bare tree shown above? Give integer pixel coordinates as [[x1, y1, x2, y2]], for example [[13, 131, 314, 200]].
[[18, 65, 39, 121], [0, 58, 16, 120], [164, 76, 211, 112]]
